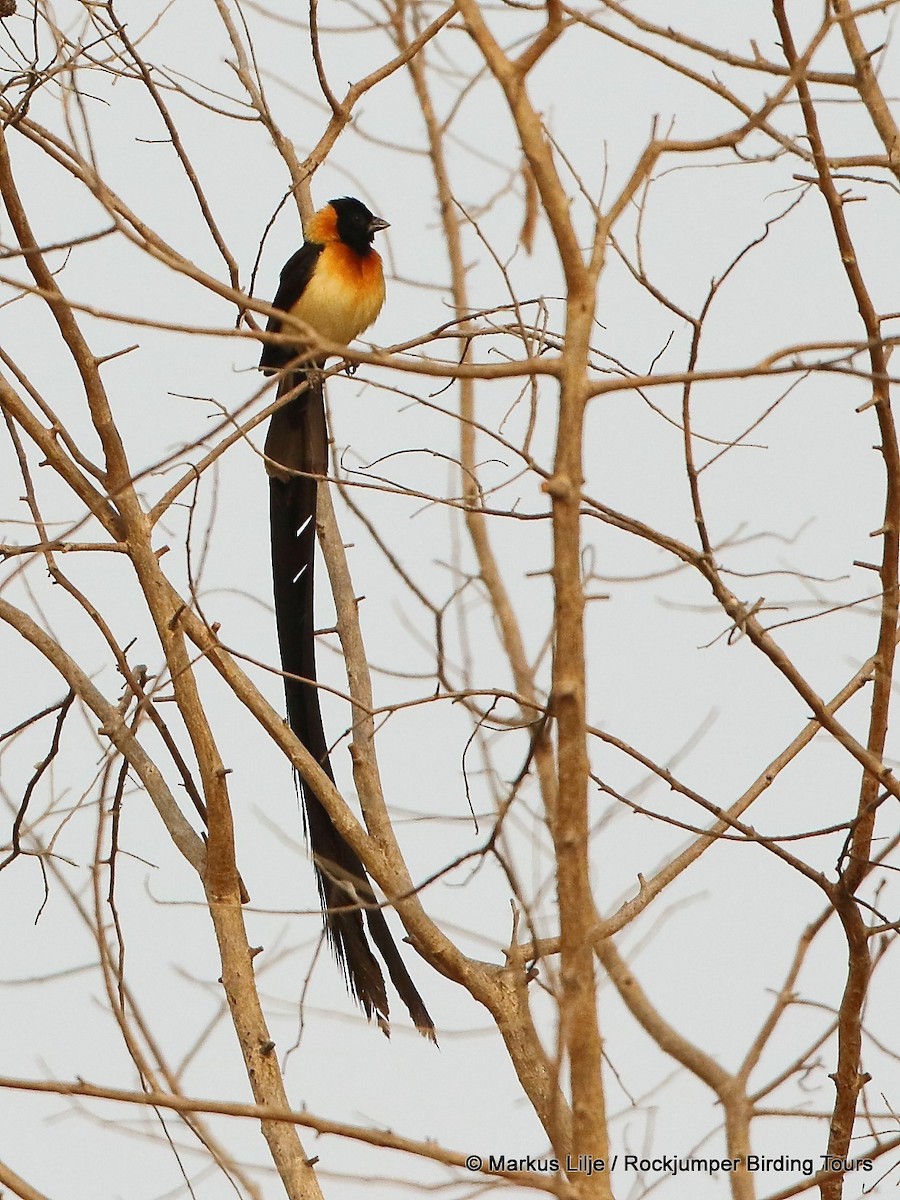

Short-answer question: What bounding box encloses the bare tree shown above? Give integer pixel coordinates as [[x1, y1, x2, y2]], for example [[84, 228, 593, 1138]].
[[2, 2, 900, 1198]]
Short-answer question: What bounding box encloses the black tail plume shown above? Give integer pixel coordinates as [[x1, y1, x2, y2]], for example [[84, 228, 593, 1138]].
[[266, 371, 435, 1040]]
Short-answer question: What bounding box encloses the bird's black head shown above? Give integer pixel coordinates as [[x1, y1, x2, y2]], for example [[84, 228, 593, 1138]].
[[330, 196, 390, 254]]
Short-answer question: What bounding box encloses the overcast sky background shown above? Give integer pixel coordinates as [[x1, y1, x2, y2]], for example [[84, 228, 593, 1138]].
[[2, 1, 900, 1197]]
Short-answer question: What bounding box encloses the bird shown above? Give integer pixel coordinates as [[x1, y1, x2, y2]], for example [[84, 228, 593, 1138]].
[[259, 196, 435, 1040]]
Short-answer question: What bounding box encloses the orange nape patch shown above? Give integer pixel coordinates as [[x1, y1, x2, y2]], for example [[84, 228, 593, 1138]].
[[287, 242, 385, 347], [305, 204, 341, 244]]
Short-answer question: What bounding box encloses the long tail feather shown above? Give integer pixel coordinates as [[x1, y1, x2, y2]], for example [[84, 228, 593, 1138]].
[[266, 371, 435, 1039]]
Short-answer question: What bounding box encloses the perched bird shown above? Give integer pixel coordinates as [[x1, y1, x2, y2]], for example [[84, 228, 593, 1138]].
[[260, 197, 435, 1040]]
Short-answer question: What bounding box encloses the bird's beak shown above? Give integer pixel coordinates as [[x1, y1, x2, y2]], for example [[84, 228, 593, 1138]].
[[369, 215, 390, 234]]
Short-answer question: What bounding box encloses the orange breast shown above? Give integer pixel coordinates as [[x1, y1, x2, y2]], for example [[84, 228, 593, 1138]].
[[288, 244, 385, 348]]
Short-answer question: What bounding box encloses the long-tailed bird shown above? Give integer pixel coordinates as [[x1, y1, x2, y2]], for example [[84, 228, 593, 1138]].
[[260, 196, 435, 1040]]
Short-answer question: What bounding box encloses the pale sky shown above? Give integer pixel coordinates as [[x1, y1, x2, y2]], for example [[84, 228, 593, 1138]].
[[2, 1, 899, 1197]]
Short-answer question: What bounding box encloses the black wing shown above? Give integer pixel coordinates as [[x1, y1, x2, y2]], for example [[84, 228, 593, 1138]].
[[259, 242, 323, 373]]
